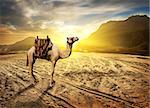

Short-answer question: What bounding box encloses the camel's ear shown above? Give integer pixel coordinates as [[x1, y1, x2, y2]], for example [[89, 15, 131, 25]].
[[76, 37, 79, 40], [47, 35, 49, 39]]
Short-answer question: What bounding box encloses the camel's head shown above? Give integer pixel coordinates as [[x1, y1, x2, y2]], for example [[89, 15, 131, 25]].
[[67, 37, 79, 44]]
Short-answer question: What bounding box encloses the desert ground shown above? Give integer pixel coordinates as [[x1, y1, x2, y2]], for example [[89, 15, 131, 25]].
[[0, 52, 149, 108]]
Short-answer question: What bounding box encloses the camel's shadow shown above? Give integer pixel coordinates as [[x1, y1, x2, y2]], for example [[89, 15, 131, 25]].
[[7, 81, 54, 108], [14, 80, 54, 97], [12, 87, 54, 108], [15, 83, 35, 97]]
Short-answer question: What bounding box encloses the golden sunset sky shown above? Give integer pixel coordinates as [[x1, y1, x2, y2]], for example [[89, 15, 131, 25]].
[[0, 0, 149, 45]]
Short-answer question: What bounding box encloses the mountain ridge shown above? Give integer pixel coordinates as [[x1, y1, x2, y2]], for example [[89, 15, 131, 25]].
[[76, 15, 149, 55], [0, 15, 149, 55]]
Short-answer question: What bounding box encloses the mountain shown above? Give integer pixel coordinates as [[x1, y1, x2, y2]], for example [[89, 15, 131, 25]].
[[0, 37, 35, 54], [0, 15, 149, 55], [76, 15, 149, 55]]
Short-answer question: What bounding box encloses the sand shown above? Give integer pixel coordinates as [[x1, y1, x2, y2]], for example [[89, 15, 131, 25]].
[[0, 52, 149, 108]]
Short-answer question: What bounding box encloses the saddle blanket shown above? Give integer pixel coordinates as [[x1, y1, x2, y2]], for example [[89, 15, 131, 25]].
[[34, 37, 52, 57]]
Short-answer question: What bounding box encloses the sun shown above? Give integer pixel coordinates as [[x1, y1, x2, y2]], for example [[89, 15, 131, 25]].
[[57, 24, 97, 40]]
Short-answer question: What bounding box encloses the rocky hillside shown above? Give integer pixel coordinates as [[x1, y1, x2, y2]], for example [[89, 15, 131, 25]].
[[76, 15, 149, 55], [0, 15, 149, 55], [0, 37, 34, 54]]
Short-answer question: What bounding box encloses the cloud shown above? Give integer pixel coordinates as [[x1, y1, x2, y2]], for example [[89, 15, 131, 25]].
[[8, 23, 17, 30], [0, 25, 13, 35], [1, 0, 148, 28], [0, 0, 149, 44], [0, 0, 29, 27]]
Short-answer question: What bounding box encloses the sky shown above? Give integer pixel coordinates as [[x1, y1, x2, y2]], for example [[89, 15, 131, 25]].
[[0, 0, 149, 45]]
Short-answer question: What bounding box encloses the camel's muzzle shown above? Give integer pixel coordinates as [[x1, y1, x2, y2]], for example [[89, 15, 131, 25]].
[[76, 37, 79, 41]]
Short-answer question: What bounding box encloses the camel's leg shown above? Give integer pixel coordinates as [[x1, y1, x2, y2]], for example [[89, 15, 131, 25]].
[[49, 60, 56, 87], [26, 54, 29, 66], [28, 54, 37, 83]]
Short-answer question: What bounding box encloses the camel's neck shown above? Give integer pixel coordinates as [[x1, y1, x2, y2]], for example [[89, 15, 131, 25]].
[[60, 43, 73, 59]]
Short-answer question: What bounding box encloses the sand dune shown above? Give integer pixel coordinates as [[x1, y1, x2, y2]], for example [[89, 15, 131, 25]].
[[0, 52, 149, 108]]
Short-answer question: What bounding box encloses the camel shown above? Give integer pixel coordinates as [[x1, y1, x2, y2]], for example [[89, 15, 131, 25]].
[[26, 36, 79, 87]]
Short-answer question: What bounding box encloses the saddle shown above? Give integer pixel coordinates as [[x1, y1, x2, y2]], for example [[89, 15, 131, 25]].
[[34, 36, 53, 57]]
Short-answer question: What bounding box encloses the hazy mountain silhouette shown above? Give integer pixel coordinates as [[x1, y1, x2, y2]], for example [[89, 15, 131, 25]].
[[0, 37, 35, 54], [0, 15, 149, 55], [76, 15, 149, 55]]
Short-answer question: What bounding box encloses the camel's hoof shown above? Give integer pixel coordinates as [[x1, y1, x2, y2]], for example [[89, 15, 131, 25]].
[[49, 80, 55, 88], [34, 79, 39, 83], [30, 78, 39, 84]]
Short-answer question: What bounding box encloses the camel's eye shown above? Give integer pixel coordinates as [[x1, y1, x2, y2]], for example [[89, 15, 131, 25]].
[[71, 38, 74, 41]]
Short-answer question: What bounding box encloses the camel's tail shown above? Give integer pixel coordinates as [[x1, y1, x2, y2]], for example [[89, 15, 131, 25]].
[[26, 54, 29, 66]]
